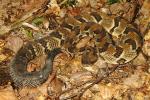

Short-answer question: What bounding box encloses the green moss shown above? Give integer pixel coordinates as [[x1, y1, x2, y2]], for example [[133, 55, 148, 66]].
[[60, 0, 77, 7], [108, 0, 120, 4], [25, 30, 33, 38], [32, 17, 44, 25]]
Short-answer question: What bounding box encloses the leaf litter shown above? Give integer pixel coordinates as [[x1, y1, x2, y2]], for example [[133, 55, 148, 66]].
[[0, 0, 150, 100]]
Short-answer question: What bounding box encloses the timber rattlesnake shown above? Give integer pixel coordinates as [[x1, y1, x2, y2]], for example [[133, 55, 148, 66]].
[[9, 11, 143, 87]]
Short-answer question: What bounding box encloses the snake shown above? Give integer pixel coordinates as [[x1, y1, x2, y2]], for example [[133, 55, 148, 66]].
[[9, 11, 143, 87]]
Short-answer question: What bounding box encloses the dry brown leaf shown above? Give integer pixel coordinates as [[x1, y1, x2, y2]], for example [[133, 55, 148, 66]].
[[136, 0, 150, 34], [123, 73, 144, 88], [77, 0, 105, 8], [81, 89, 95, 99], [47, 78, 64, 98], [18, 87, 43, 100], [143, 40, 150, 57], [0, 38, 13, 63], [0, 54, 8, 62], [44, 0, 60, 15], [0, 39, 5, 51], [0, 26, 11, 35], [21, 0, 47, 12], [107, 2, 137, 22], [70, 71, 93, 85], [90, 83, 124, 100], [5, 36, 23, 53], [0, 39, 7, 62], [0, 85, 17, 100]]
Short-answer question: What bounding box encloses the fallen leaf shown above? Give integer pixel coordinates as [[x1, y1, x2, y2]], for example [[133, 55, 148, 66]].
[[0, 85, 17, 100], [5, 36, 23, 53]]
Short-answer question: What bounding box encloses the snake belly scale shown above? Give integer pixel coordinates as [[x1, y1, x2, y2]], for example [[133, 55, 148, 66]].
[[9, 11, 143, 87]]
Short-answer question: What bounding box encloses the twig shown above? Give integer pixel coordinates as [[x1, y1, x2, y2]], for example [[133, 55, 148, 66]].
[[58, 0, 68, 6], [22, 22, 39, 31], [77, 65, 119, 98]]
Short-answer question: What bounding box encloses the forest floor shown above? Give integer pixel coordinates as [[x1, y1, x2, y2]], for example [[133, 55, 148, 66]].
[[0, 0, 150, 100]]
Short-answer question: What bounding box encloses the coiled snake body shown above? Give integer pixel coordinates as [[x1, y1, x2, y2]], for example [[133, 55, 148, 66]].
[[9, 11, 143, 87]]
